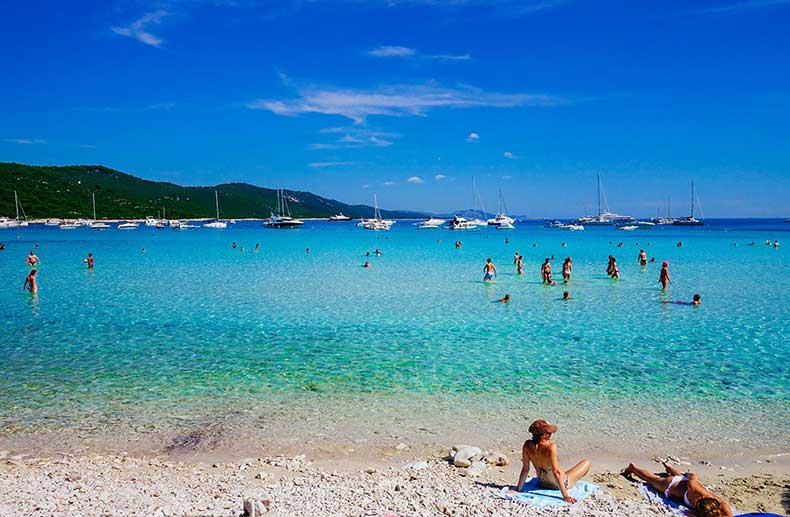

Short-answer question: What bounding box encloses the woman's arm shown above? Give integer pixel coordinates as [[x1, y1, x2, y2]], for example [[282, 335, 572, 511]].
[[516, 444, 530, 492], [550, 444, 575, 503]]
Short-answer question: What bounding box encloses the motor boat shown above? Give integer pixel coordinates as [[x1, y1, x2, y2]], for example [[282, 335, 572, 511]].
[[559, 223, 584, 231], [328, 213, 352, 221], [59, 222, 81, 230], [416, 217, 446, 229], [90, 221, 111, 230], [619, 225, 639, 231], [496, 221, 515, 230], [144, 217, 159, 227], [448, 215, 478, 230], [117, 222, 139, 230], [545, 220, 563, 228], [174, 222, 199, 230], [45, 218, 63, 226], [636, 221, 656, 228]]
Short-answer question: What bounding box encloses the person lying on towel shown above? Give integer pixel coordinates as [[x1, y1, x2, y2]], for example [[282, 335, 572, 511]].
[[622, 461, 733, 517]]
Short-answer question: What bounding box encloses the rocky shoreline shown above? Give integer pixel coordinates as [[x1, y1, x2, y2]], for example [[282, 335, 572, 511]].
[[1, 447, 786, 517]]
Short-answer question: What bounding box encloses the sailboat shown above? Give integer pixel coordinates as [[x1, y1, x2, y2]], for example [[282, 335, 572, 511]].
[[673, 180, 704, 226], [487, 188, 515, 227], [467, 177, 488, 226], [203, 191, 228, 229], [0, 191, 28, 228], [577, 175, 633, 225], [90, 193, 111, 229], [263, 189, 304, 228], [361, 194, 393, 231], [652, 197, 674, 225]]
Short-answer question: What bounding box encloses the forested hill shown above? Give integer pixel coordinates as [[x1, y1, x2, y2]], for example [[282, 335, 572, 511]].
[[0, 163, 426, 219]]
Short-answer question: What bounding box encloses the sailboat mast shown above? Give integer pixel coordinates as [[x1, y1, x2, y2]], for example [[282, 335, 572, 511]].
[[14, 191, 19, 220], [597, 175, 602, 216], [215, 191, 220, 220], [92, 192, 96, 220], [690, 180, 695, 218], [668, 197, 671, 219]]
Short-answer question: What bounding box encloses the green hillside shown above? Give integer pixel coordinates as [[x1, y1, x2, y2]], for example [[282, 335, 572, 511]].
[[0, 163, 426, 220]]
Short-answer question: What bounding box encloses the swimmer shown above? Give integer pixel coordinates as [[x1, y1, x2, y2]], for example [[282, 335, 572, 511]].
[[240, 246, 244, 252], [749, 241, 756, 246], [774, 240, 781, 248], [649, 257, 656, 263], [306, 247, 310, 253], [232, 242, 237, 249], [363, 261, 371, 268], [561, 242, 567, 247], [562, 291, 571, 301], [692, 293, 701, 306], [514, 252, 520, 265], [638, 249, 647, 266], [659, 261, 672, 289], [366, 251, 371, 256], [533, 243, 538, 248], [141, 248, 145, 254], [505, 237, 510, 244], [620, 462, 732, 517], [607, 255, 615, 276], [517, 255, 524, 276], [541, 258, 552, 285], [27, 250, 41, 267], [562, 257, 572, 283], [84, 253, 94, 270], [677, 241, 683, 248], [483, 258, 497, 282], [498, 294, 511, 303], [23, 269, 38, 293], [617, 242, 623, 248], [374, 249, 382, 256], [253, 243, 260, 253]]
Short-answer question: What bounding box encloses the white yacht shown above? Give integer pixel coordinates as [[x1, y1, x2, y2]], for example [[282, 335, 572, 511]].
[[496, 221, 515, 230], [144, 216, 159, 227], [619, 225, 639, 231], [448, 215, 478, 230], [576, 175, 633, 225], [59, 222, 81, 230], [203, 191, 228, 229], [416, 217, 446, 229], [174, 221, 199, 230], [117, 222, 139, 230], [45, 218, 63, 226], [559, 223, 585, 231], [264, 189, 304, 228], [328, 213, 352, 221]]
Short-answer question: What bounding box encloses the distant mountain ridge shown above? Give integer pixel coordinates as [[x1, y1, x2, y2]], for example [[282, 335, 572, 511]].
[[0, 163, 428, 220]]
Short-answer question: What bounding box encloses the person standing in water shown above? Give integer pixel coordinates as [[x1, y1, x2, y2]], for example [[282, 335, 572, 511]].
[[607, 255, 615, 276], [562, 257, 572, 283], [23, 269, 38, 293], [27, 250, 41, 267], [659, 261, 672, 290], [517, 255, 524, 276], [610, 257, 620, 279], [513, 252, 520, 265], [85, 253, 94, 270], [483, 258, 497, 282], [638, 249, 648, 266], [541, 258, 552, 284]]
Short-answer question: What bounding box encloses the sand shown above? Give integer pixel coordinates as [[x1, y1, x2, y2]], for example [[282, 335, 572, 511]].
[[0, 443, 787, 517]]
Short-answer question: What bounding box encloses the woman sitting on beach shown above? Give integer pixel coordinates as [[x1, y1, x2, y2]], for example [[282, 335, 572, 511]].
[[513, 419, 591, 504], [621, 461, 733, 517]]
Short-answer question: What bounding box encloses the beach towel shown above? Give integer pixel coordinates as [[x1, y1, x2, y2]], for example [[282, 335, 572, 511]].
[[498, 478, 599, 508], [635, 482, 752, 516]]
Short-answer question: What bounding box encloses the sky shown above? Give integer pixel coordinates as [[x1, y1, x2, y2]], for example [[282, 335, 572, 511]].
[[1, 0, 789, 217]]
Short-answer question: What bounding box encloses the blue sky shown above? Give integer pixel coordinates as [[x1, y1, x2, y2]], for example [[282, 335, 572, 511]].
[[1, 0, 789, 217]]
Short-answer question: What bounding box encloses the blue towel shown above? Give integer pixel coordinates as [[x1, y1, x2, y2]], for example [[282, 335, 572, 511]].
[[499, 477, 599, 507]]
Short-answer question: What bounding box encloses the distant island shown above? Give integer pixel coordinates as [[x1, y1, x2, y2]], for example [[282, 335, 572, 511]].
[[0, 162, 428, 220]]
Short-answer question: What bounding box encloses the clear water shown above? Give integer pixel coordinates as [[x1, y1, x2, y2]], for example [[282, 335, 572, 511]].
[[1, 220, 788, 451]]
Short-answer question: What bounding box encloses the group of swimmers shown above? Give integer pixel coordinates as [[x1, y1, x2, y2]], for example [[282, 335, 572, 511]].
[[511, 419, 733, 516]]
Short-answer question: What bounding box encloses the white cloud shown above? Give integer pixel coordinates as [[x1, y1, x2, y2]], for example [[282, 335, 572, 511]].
[[466, 132, 480, 142], [503, 151, 516, 159], [367, 45, 470, 61], [310, 126, 400, 150], [383, 180, 396, 186], [407, 176, 424, 184], [249, 83, 565, 123], [308, 161, 354, 168], [3, 138, 45, 145], [434, 174, 448, 181], [367, 46, 417, 57], [111, 10, 168, 47]]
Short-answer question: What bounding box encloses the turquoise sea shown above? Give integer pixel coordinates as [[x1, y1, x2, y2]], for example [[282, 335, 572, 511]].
[[1, 220, 788, 454]]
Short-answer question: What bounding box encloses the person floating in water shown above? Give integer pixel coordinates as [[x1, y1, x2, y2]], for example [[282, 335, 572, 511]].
[[306, 247, 310, 253], [562, 257, 572, 283], [363, 261, 371, 268], [663, 294, 701, 306], [517, 255, 524, 276], [253, 243, 260, 253], [498, 294, 511, 303], [23, 269, 38, 293], [677, 241, 683, 248], [562, 291, 571, 301], [483, 258, 497, 282], [27, 250, 40, 267], [541, 258, 552, 285], [638, 249, 647, 266], [774, 240, 781, 248], [374, 249, 382, 256], [232, 242, 237, 249], [513, 419, 591, 504], [84, 253, 94, 270], [659, 261, 672, 290], [620, 462, 733, 517]]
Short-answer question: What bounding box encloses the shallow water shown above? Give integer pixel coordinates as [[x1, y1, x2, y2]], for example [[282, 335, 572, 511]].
[[1, 220, 788, 453]]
